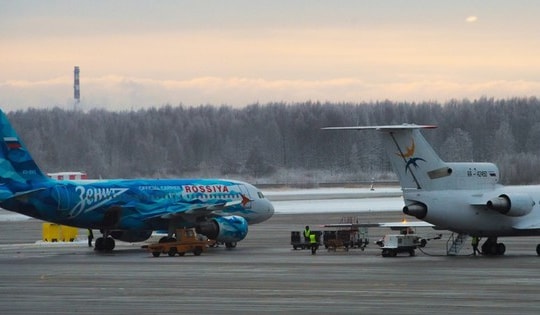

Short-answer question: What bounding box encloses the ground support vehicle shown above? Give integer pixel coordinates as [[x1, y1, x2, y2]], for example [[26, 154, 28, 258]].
[[143, 228, 213, 257], [323, 229, 369, 251], [376, 232, 441, 257], [290, 231, 321, 250]]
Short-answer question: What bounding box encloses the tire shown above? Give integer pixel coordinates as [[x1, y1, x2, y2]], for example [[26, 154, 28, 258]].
[[225, 242, 237, 249], [536, 244, 540, 256], [152, 251, 160, 257], [95, 237, 105, 251], [193, 247, 203, 256], [178, 252, 185, 256], [104, 237, 115, 251], [168, 247, 177, 257], [496, 243, 506, 256]]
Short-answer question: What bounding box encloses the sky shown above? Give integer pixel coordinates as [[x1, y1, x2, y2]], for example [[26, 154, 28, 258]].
[[2, 1, 540, 111]]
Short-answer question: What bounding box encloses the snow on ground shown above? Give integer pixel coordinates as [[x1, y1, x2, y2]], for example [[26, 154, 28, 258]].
[[0, 212, 31, 222], [272, 197, 403, 214], [263, 186, 402, 196]]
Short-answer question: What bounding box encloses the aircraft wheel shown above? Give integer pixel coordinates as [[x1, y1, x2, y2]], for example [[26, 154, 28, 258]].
[[496, 243, 506, 256], [482, 242, 498, 256], [94, 237, 105, 251], [225, 242, 237, 249], [104, 237, 115, 251], [536, 244, 540, 256]]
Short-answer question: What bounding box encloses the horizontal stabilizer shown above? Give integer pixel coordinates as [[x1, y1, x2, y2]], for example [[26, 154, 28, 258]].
[[5, 187, 47, 200], [322, 124, 437, 132]]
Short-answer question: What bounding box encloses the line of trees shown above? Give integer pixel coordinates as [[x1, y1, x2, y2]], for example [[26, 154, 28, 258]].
[[7, 96, 540, 184]]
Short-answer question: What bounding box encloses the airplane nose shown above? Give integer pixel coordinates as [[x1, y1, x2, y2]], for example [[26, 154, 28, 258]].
[[266, 200, 275, 219], [254, 199, 274, 223]]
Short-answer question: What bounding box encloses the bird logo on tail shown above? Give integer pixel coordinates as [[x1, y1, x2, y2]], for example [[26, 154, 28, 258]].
[[395, 138, 426, 173]]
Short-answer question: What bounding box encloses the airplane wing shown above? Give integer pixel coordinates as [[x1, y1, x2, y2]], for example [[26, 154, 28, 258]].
[[512, 222, 540, 231], [322, 124, 437, 131], [322, 221, 435, 229], [141, 196, 251, 221]]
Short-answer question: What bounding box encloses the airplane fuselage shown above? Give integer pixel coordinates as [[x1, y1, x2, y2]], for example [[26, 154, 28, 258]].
[[406, 185, 540, 237], [1, 178, 274, 232]]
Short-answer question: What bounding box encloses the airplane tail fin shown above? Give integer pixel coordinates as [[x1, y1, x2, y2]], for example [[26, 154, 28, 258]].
[[0, 110, 50, 194], [323, 125, 447, 190]]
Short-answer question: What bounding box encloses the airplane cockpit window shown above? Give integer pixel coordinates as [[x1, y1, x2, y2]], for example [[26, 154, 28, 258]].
[[257, 191, 265, 199]]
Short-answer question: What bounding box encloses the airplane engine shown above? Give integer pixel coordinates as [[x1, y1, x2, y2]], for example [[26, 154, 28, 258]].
[[486, 193, 534, 217], [196, 215, 248, 243], [403, 203, 428, 219], [110, 230, 153, 242]]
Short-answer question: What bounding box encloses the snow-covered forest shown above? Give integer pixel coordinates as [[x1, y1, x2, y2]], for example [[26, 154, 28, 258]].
[[7, 97, 540, 184]]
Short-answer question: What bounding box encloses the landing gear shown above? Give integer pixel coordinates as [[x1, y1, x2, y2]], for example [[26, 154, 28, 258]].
[[481, 237, 506, 256], [94, 236, 115, 251], [536, 244, 540, 256], [225, 242, 237, 249]]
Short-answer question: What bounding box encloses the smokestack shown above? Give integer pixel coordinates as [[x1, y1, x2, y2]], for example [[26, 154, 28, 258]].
[[74, 66, 80, 108]]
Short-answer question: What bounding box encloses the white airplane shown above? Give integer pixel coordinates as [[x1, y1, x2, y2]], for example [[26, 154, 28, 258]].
[[324, 124, 540, 256]]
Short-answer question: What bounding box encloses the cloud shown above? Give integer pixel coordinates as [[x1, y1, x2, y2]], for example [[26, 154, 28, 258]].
[[466, 16, 478, 23]]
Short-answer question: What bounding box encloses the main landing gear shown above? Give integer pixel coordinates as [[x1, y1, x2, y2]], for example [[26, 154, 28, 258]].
[[480, 237, 540, 256], [94, 231, 116, 252], [480, 237, 505, 256]]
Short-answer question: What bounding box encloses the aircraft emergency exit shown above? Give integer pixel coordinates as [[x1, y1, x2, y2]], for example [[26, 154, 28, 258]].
[[324, 124, 540, 256], [0, 110, 274, 251]]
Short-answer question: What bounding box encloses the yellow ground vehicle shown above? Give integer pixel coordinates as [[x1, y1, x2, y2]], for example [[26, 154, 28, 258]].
[[144, 228, 213, 257]]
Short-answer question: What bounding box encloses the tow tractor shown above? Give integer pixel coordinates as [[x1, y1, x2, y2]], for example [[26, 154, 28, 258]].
[[376, 228, 442, 257], [143, 228, 214, 257]]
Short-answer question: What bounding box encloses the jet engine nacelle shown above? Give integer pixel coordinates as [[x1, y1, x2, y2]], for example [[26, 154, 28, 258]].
[[403, 203, 428, 219], [486, 193, 534, 217], [110, 230, 153, 242], [196, 215, 248, 243]]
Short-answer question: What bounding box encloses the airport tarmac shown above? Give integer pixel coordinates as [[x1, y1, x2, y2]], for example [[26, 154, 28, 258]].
[[1, 211, 540, 314]]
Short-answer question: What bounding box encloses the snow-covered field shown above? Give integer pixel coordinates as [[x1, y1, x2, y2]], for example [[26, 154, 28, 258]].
[[264, 186, 403, 213], [271, 197, 403, 214]]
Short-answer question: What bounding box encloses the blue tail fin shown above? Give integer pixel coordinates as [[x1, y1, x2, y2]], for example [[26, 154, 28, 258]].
[[0, 110, 50, 192]]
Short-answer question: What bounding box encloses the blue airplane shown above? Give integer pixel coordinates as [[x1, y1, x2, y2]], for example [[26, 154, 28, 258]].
[[0, 110, 274, 251]]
